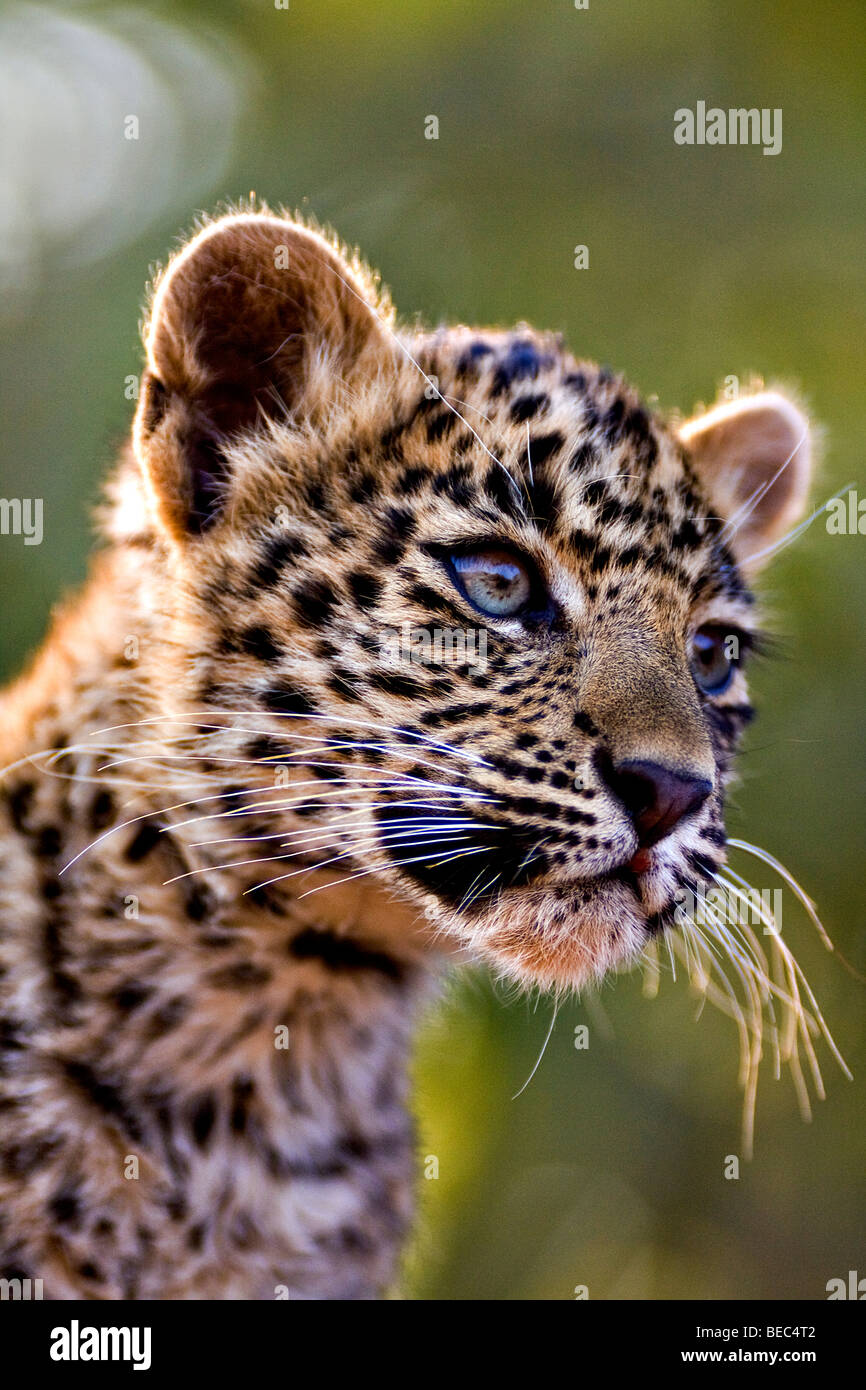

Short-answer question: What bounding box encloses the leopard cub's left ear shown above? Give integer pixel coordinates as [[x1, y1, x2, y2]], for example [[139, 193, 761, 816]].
[[678, 391, 812, 572]]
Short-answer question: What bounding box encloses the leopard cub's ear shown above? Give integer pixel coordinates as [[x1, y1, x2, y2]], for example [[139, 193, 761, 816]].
[[133, 211, 393, 540], [678, 391, 812, 572]]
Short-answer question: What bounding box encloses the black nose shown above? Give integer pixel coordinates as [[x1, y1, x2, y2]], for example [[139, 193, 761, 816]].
[[607, 758, 712, 848]]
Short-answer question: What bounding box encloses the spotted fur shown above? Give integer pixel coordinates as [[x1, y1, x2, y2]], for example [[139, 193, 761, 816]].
[[0, 209, 812, 1298]]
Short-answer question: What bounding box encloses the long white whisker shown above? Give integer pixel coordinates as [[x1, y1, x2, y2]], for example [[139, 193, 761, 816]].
[[79, 711, 492, 769], [292, 844, 492, 901], [726, 838, 834, 950], [740, 481, 854, 567], [166, 827, 474, 887], [512, 999, 559, 1100], [720, 424, 808, 542], [191, 813, 495, 849]]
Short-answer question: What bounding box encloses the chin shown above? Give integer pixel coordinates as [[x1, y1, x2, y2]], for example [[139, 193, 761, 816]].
[[435, 876, 653, 993]]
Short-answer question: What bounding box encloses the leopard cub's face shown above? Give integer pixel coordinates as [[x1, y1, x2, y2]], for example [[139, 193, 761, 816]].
[[131, 212, 812, 990]]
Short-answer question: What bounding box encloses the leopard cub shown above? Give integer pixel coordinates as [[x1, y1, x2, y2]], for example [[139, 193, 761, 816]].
[[0, 209, 815, 1298]]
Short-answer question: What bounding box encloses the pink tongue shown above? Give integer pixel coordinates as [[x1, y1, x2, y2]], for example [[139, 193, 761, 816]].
[[628, 849, 653, 875]]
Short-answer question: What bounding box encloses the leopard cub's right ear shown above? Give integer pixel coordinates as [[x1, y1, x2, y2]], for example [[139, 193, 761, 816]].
[[133, 212, 393, 541]]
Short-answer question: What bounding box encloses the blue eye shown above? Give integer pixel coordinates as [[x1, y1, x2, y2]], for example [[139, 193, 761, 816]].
[[450, 547, 533, 617], [690, 626, 736, 694]]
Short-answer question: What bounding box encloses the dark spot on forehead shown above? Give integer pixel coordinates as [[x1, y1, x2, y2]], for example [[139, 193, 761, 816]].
[[63, 1060, 143, 1142], [395, 465, 431, 496], [371, 506, 417, 565], [35, 826, 62, 858], [432, 462, 475, 505], [569, 440, 599, 472], [456, 339, 494, 375], [49, 1187, 82, 1228], [483, 463, 523, 519], [529, 475, 560, 530], [491, 339, 551, 397], [190, 1094, 217, 1147], [510, 392, 549, 423], [527, 432, 565, 468], [568, 528, 596, 560], [113, 984, 153, 1013], [251, 531, 307, 588], [183, 884, 212, 924], [573, 710, 600, 737]]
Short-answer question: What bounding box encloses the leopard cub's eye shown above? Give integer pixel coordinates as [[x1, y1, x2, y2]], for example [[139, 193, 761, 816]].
[[689, 625, 737, 695], [450, 546, 533, 617]]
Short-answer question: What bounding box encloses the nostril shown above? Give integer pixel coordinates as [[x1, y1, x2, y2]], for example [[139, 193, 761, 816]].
[[607, 758, 712, 848], [611, 765, 660, 819]]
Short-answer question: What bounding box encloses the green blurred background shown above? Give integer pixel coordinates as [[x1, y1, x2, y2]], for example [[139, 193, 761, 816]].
[[1, 0, 863, 1299]]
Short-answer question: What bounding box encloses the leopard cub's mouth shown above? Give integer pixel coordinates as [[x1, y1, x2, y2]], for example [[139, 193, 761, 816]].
[[407, 839, 693, 991], [438, 872, 653, 991]]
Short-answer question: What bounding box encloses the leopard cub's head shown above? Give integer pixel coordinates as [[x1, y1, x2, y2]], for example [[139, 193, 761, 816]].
[[130, 210, 811, 990]]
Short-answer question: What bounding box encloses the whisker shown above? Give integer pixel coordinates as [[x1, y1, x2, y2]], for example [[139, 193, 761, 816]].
[[719, 424, 809, 543], [167, 827, 474, 890], [740, 480, 854, 567], [292, 844, 492, 901], [725, 838, 835, 951], [57, 757, 493, 874], [654, 856, 852, 1156], [191, 813, 495, 849], [457, 868, 501, 914], [178, 789, 496, 832], [512, 998, 559, 1100], [78, 710, 493, 770]]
